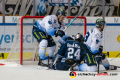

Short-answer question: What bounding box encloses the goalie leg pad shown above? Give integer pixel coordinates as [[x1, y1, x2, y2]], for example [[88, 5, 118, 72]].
[[79, 63, 97, 72]]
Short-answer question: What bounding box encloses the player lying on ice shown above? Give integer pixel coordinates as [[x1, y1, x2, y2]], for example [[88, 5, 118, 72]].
[[49, 33, 87, 70]]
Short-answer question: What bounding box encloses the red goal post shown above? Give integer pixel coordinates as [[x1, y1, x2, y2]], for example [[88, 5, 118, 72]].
[[19, 16, 87, 65]]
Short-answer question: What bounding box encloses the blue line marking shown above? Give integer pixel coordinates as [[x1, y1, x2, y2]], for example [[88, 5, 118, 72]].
[[0, 23, 120, 26]]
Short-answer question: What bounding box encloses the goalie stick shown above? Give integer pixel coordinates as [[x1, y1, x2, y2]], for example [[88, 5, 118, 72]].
[[53, 54, 60, 65], [68, 63, 77, 71], [63, 0, 93, 31]]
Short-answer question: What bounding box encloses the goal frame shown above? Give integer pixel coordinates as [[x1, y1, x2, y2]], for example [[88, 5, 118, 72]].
[[20, 16, 87, 65]]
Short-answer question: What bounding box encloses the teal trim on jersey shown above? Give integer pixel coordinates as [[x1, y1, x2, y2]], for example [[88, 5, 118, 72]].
[[61, 33, 68, 41], [35, 21, 46, 32], [46, 27, 55, 36], [35, 21, 56, 36], [86, 45, 99, 54]]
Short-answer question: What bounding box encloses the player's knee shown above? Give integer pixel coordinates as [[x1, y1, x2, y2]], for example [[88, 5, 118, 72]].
[[39, 39, 48, 48], [101, 57, 110, 67], [79, 63, 97, 72]]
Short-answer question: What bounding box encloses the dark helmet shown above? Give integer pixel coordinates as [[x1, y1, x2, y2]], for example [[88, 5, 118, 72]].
[[56, 8, 67, 16], [96, 18, 106, 28], [75, 33, 84, 42]]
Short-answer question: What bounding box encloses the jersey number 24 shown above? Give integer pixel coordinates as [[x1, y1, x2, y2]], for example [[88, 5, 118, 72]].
[[67, 48, 80, 60]]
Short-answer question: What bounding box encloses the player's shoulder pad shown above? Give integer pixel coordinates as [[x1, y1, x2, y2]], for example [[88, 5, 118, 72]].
[[93, 27, 101, 38], [48, 15, 58, 24], [47, 15, 53, 25], [49, 15, 57, 20]]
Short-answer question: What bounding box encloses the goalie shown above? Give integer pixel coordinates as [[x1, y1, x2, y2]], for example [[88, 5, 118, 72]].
[[32, 8, 67, 67], [51, 33, 86, 70]]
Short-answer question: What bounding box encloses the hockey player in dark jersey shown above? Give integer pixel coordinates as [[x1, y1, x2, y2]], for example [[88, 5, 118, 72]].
[[51, 33, 98, 72], [51, 33, 86, 70]]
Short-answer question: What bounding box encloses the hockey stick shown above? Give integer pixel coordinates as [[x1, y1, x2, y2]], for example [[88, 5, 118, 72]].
[[63, 0, 93, 31], [97, 61, 100, 73], [110, 65, 120, 68], [97, 52, 120, 73], [68, 63, 77, 71], [53, 54, 60, 65], [110, 53, 120, 61]]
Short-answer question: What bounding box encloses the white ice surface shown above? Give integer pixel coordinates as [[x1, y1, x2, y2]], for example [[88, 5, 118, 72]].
[[0, 58, 120, 80]]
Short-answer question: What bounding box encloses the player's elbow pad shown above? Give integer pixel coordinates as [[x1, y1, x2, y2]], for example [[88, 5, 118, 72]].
[[90, 47, 99, 54], [46, 27, 56, 36], [86, 45, 99, 54]]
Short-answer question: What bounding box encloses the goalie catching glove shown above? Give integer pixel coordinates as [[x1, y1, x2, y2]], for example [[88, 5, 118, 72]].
[[54, 30, 65, 37]]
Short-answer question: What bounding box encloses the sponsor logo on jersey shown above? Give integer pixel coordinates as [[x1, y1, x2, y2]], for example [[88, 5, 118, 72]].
[[48, 21, 52, 24]]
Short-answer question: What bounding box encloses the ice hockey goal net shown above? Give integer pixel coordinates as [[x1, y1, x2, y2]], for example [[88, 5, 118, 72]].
[[1, 16, 86, 65]]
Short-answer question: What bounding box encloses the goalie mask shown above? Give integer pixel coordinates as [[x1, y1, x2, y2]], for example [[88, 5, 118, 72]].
[[75, 33, 84, 42]]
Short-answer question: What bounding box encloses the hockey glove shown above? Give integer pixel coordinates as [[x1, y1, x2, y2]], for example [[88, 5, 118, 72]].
[[95, 45, 103, 56], [54, 30, 65, 37], [95, 55, 102, 64]]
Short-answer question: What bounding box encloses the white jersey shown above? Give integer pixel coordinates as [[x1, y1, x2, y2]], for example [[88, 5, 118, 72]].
[[84, 27, 103, 54], [35, 15, 65, 36]]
